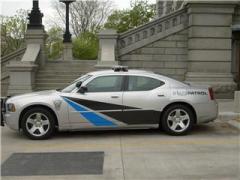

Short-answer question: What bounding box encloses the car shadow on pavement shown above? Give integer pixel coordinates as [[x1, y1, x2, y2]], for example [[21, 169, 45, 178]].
[[2, 121, 238, 141], [53, 121, 239, 139]]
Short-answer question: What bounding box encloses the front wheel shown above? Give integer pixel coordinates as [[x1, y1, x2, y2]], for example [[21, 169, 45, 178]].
[[21, 108, 55, 140], [161, 104, 194, 135]]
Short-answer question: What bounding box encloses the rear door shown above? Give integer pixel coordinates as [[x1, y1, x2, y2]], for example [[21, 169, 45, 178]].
[[121, 75, 166, 126]]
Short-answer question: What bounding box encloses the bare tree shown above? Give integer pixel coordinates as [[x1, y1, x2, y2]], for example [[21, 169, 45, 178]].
[[50, 0, 114, 36]]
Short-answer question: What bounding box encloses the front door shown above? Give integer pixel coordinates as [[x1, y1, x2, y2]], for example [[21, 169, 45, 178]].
[[64, 75, 125, 129]]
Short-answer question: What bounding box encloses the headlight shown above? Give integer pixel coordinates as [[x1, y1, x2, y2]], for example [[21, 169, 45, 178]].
[[7, 103, 16, 112]]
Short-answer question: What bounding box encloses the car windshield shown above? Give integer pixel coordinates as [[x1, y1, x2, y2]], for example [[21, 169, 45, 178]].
[[61, 74, 92, 93]]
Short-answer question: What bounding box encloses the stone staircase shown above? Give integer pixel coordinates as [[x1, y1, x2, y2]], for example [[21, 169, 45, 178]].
[[35, 60, 97, 91]]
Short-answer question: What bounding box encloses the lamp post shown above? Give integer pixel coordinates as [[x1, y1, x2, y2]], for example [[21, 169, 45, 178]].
[[59, 0, 76, 42], [28, 0, 43, 29]]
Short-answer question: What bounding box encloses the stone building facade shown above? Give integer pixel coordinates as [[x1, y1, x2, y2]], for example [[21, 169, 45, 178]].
[[98, 0, 240, 98], [1, 0, 240, 99]]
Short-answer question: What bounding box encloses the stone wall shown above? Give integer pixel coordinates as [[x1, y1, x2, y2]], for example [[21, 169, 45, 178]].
[[233, 5, 240, 26], [119, 29, 188, 81]]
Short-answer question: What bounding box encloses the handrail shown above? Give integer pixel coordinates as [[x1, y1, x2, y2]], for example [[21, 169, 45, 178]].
[[1, 47, 26, 81], [117, 7, 188, 55], [1, 47, 26, 63], [119, 8, 187, 39]]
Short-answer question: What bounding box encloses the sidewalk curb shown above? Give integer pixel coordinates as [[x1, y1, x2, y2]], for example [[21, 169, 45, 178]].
[[218, 112, 240, 130], [227, 120, 240, 130]]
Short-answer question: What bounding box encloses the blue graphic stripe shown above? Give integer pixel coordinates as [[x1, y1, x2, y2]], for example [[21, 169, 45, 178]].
[[63, 97, 116, 127]]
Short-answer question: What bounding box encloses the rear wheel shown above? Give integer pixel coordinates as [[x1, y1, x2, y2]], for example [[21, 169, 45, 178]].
[[161, 104, 194, 135], [21, 108, 55, 140]]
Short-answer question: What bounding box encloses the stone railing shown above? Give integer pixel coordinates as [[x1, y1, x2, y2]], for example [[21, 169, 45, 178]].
[[118, 8, 188, 56], [1, 47, 26, 81], [6, 44, 40, 95]]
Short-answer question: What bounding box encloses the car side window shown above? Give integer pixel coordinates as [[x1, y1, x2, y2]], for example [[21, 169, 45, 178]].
[[86, 76, 123, 93], [127, 76, 164, 91]]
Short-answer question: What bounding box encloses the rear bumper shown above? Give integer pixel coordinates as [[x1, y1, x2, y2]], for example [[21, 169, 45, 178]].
[[194, 100, 218, 124]]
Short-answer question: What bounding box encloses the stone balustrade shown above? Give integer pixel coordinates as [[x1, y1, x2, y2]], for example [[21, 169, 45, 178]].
[[1, 48, 26, 79], [1, 48, 26, 96], [118, 8, 188, 56]]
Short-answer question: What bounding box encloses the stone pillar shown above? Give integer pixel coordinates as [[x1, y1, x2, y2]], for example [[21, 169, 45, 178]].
[[26, 0, 47, 67], [6, 62, 38, 95], [185, 1, 238, 98], [25, 29, 47, 66], [60, 0, 76, 61], [62, 43, 73, 61], [96, 29, 118, 68]]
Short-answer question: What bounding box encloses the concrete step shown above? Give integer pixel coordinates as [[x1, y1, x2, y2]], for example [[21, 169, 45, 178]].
[[39, 66, 95, 71], [36, 75, 81, 80], [35, 83, 68, 88], [35, 87, 59, 91], [34, 60, 97, 90], [37, 71, 88, 75], [36, 79, 74, 83], [38, 68, 92, 71], [46, 60, 97, 65]]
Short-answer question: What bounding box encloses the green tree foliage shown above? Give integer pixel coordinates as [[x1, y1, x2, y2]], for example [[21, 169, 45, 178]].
[[72, 32, 99, 60], [46, 27, 63, 59], [1, 10, 28, 56], [104, 0, 155, 33]]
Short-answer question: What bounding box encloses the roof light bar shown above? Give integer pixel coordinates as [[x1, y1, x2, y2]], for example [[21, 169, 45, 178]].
[[112, 66, 128, 72]]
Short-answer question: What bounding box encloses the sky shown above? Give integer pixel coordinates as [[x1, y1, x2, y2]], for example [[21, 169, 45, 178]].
[[0, 0, 156, 17], [0, 0, 156, 29]]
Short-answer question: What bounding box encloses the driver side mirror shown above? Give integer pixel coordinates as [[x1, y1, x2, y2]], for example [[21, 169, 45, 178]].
[[79, 86, 88, 94], [76, 81, 82, 88]]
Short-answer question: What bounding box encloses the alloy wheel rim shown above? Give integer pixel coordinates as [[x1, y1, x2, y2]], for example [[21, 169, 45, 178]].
[[26, 113, 50, 137], [167, 109, 190, 133]]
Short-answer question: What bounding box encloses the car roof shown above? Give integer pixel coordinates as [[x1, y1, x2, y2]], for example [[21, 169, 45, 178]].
[[88, 69, 154, 76]]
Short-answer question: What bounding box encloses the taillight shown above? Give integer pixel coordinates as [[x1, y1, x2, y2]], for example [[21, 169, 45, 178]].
[[208, 88, 215, 100]]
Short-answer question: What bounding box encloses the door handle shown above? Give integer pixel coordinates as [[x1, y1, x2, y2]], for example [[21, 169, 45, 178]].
[[111, 96, 119, 99], [158, 94, 165, 97]]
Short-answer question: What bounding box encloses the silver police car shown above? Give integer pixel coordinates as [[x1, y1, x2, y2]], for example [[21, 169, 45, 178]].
[[1, 67, 218, 139]]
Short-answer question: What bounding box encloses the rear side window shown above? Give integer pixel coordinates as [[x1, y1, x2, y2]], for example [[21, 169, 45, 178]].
[[86, 76, 123, 92], [127, 76, 164, 91]]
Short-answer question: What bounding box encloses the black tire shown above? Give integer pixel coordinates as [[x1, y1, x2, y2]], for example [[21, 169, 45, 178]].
[[161, 104, 194, 136], [21, 107, 56, 140]]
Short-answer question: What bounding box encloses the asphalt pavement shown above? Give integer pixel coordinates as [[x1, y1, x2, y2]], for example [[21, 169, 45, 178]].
[[1, 119, 239, 180]]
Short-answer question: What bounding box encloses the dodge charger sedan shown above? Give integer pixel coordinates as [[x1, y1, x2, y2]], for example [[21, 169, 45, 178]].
[[1, 66, 218, 140]]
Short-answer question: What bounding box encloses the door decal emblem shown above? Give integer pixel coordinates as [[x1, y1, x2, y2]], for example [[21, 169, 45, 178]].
[[63, 97, 117, 127]]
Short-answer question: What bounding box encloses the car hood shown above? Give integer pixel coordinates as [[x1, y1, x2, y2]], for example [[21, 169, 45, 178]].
[[7, 90, 57, 102]]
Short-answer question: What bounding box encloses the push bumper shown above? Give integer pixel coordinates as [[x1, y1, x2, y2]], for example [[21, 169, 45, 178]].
[[1, 97, 7, 126]]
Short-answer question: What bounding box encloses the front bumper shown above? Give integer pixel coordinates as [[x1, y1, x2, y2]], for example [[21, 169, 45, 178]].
[[1, 97, 7, 126]]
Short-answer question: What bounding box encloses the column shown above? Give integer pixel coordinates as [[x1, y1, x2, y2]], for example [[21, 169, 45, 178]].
[[185, 1, 238, 98]]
